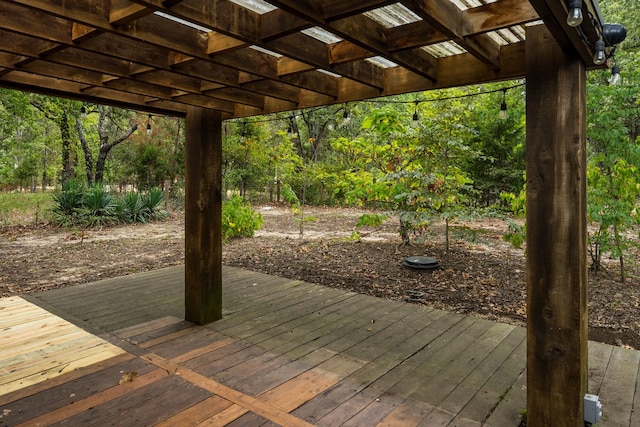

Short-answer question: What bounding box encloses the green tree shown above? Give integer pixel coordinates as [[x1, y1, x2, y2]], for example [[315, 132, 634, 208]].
[[331, 99, 474, 249], [29, 96, 82, 185], [0, 90, 59, 191], [466, 84, 526, 206], [587, 82, 640, 282], [75, 105, 138, 184]]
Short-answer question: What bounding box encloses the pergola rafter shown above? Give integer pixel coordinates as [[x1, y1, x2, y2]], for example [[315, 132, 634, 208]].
[[0, 0, 569, 118]]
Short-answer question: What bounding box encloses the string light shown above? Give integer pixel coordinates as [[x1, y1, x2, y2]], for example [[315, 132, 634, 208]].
[[411, 101, 419, 128], [231, 83, 525, 129], [593, 38, 606, 65], [566, 0, 583, 27], [609, 64, 621, 86], [499, 89, 507, 120]]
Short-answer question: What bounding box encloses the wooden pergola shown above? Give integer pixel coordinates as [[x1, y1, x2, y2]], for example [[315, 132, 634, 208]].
[[0, 0, 625, 425]]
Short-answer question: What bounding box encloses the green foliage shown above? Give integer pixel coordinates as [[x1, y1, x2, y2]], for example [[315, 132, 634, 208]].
[[221, 195, 263, 241], [281, 183, 300, 205], [119, 192, 148, 223], [586, 78, 640, 279], [135, 143, 170, 190], [81, 184, 116, 226], [503, 221, 526, 249], [500, 183, 527, 218], [143, 187, 168, 221], [356, 213, 388, 228], [51, 181, 86, 226], [330, 97, 476, 246], [51, 183, 166, 227], [466, 83, 526, 205]]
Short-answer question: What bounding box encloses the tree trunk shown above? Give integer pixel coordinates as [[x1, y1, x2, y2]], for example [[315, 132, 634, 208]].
[[93, 106, 138, 184], [94, 149, 109, 184], [75, 118, 95, 184], [59, 112, 75, 185]]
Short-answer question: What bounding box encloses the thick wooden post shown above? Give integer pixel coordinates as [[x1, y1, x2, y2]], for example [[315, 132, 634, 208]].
[[525, 26, 588, 426], [184, 107, 223, 324]]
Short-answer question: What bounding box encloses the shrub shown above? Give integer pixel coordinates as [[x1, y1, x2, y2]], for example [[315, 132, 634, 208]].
[[142, 187, 168, 221], [118, 191, 149, 223], [356, 213, 387, 228], [503, 220, 526, 249], [51, 183, 167, 227], [81, 184, 116, 226], [281, 183, 300, 205], [222, 195, 263, 241], [51, 181, 86, 226]]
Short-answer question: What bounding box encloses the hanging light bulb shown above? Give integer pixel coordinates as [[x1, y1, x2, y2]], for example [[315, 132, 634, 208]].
[[342, 105, 350, 124], [499, 89, 507, 120], [609, 64, 621, 86], [566, 0, 583, 27], [146, 114, 152, 134], [593, 38, 606, 65], [411, 101, 419, 128]]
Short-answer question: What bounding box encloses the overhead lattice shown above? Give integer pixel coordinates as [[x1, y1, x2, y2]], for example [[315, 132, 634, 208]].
[[0, 0, 604, 117]]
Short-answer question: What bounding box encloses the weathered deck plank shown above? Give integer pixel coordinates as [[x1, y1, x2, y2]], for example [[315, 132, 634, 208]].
[[3, 266, 639, 426], [597, 347, 640, 427]]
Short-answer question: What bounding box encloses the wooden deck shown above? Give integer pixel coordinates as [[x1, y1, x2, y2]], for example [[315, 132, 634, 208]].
[[1, 266, 639, 426]]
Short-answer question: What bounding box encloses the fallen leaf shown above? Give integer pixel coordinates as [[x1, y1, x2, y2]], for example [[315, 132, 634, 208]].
[[119, 371, 137, 384]]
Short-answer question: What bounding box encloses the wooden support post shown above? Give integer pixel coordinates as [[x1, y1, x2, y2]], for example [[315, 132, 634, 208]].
[[525, 26, 588, 426], [184, 107, 223, 325]]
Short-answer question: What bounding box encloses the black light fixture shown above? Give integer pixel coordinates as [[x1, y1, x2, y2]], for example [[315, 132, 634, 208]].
[[146, 114, 152, 134], [499, 89, 507, 120], [592, 23, 627, 66], [566, 0, 583, 27], [602, 23, 627, 46], [342, 104, 350, 123], [411, 101, 419, 128]]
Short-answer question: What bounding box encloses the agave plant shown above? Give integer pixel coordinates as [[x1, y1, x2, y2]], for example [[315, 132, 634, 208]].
[[81, 184, 116, 226], [51, 181, 85, 226], [118, 191, 146, 223], [143, 187, 168, 220]]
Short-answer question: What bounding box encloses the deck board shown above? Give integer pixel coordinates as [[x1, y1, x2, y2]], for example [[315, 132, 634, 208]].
[[0, 296, 126, 396], [0, 265, 637, 426]]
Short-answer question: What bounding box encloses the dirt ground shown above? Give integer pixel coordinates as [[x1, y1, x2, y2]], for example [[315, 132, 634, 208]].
[[1, 205, 639, 349]]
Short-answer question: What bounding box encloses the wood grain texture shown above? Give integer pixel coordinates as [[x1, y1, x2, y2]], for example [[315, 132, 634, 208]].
[[0, 297, 125, 396], [185, 107, 223, 324], [5, 267, 640, 426], [0, 0, 606, 116], [525, 25, 588, 426]]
